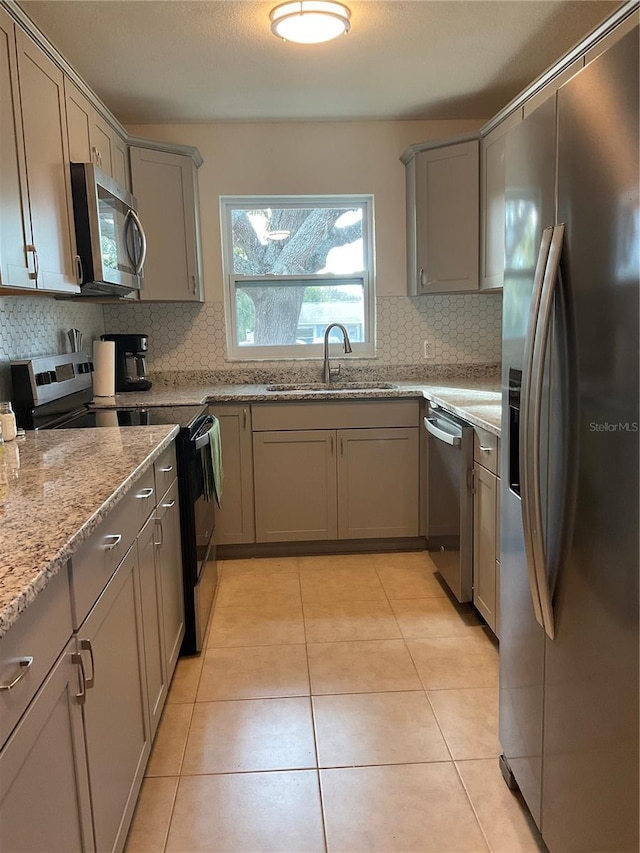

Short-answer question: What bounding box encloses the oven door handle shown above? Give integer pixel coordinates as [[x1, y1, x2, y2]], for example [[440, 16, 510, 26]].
[[195, 430, 211, 451]]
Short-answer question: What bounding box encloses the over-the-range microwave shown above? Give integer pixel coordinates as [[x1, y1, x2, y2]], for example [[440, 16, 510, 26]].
[[70, 162, 147, 297]]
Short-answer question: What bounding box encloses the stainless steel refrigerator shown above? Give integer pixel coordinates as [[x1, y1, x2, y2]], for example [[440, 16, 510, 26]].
[[499, 20, 639, 853]]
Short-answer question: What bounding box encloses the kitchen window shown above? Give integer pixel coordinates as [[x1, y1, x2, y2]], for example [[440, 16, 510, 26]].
[[220, 195, 375, 359]]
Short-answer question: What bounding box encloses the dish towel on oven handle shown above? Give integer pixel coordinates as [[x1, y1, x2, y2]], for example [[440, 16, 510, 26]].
[[202, 417, 223, 507]]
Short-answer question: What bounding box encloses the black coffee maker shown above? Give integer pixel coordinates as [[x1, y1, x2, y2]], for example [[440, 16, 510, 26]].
[[101, 333, 152, 392]]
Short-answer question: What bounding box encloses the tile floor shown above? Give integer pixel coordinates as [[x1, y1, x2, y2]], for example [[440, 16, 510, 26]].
[[125, 552, 545, 853]]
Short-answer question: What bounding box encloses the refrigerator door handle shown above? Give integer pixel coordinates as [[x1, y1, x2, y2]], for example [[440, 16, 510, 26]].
[[528, 223, 565, 641], [520, 226, 554, 631]]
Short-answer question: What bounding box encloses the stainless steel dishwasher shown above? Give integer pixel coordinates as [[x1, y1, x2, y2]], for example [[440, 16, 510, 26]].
[[424, 404, 474, 602]]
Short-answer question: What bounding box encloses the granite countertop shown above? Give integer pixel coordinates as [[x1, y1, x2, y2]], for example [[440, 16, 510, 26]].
[[93, 377, 502, 435], [0, 425, 179, 639]]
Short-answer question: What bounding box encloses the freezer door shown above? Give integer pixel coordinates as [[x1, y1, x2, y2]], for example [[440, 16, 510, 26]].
[[542, 26, 639, 853], [499, 93, 556, 827]]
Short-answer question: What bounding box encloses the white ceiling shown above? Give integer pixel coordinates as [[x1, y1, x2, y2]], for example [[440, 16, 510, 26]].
[[20, 0, 621, 124]]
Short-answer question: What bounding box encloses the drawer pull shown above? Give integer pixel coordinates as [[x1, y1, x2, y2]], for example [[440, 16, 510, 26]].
[[159, 465, 174, 473], [0, 656, 34, 691], [136, 487, 154, 499], [479, 445, 493, 453], [79, 639, 95, 689], [103, 534, 122, 551]]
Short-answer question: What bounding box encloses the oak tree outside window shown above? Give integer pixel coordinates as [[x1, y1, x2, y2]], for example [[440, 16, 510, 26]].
[[220, 196, 375, 359]]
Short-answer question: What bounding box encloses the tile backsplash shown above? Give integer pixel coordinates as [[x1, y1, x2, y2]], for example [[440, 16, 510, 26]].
[[0, 297, 105, 400], [103, 293, 502, 375]]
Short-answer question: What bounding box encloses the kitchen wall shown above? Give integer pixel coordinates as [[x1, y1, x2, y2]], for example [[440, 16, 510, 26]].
[[104, 119, 502, 377], [0, 297, 105, 400]]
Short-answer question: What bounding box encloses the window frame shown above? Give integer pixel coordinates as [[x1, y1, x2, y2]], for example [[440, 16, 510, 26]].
[[220, 194, 376, 361]]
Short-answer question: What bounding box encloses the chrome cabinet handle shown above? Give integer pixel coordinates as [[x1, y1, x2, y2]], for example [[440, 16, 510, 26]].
[[479, 445, 492, 453], [91, 146, 98, 165], [71, 652, 87, 705], [161, 499, 176, 509], [330, 435, 334, 455], [136, 487, 154, 500], [0, 656, 33, 691], [79, 639, 95, 689], [340, 437, 344, 457], [159, 465, 173, 473], [242, 408, 248, 431], [419, 268, 425, 288], [191, 274, 197, 295], [154, 518, 164, 548], [74, 254, 83, 285], [26, 244, 39, 282], [103, 534, 122, 551]]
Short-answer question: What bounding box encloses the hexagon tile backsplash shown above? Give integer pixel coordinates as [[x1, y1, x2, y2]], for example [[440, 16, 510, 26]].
[[0, 297, 105, 400], [103, 293, 502, 375]]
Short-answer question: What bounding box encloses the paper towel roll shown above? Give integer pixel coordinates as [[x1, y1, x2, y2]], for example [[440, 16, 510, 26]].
[[93, 340, 115, 397]]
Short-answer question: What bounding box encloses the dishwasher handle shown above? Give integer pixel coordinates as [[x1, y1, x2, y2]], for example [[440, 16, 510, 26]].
[[424, 416, 461, 446]]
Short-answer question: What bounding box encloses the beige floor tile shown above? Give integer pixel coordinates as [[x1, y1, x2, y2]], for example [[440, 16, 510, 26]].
[[145, 703, 193, 777], [221, 556, 299, 577], [307, 639, 423, 694], [376, 561, 447, 599], [321, 763, 488, 852], [181, 697, 317, 774], [300, 565, 386, 603], [304, 599, 401, 643], [124, 776, 178, 852], [368, 550, 438, 571], [457, 758, 546, 852], [216, 571, 301, 607], [165, 770, 325, 853], [391, 597, 484, 639], [314, 691, 450, 767], [298, 553, 379, 572], [166, 654, 203, 704], [407, 632, 499, 690], [428, 687, 501, 760], [207, 600, 305, 647], [197, 644, 309, 701]]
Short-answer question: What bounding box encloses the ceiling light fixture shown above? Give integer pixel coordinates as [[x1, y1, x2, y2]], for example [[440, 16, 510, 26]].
[[270, 1, 351, 45]]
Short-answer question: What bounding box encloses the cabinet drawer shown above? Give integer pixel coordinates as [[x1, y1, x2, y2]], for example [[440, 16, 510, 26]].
[[474, 428, 500, 476], [0, 567, 73, 748], [70, 472, 154, 627], [154, 443, 177, 499], [252, 400, 419, 431]]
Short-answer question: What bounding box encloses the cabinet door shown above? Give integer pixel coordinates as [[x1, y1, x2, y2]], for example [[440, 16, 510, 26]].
[[15, 29, 79, 293], [130, 146, 203, 301], [414, 140, 479, 293], [253, 430, 337, 542], [480, 110, 522, 291], [0, 641, 94, 853], [111, 130, 130, 191], [79, 545, 150, 853], [64, 78, 93, 164], [337, 427, 419, 539], [137, 513, 167, 740], [156, 479, 185, 680], [473, 464, 498, 631], [92, 113, 114, 177], [211, 405, 255, 545], [0, 8, 33, 288]]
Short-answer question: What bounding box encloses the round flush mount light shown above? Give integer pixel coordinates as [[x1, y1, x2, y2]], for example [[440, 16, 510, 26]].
[[270, 1, 351, 44]]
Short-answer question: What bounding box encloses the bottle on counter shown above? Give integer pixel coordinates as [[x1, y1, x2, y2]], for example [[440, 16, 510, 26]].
[[0, 402, 17, 442]]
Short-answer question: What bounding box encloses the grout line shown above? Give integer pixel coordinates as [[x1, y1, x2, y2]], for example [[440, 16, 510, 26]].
[[452, 759, 494, 853], [160, 776, 180, 853]]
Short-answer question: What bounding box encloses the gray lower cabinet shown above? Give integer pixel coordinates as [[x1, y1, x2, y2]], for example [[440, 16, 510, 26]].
[[0, 640, 94, 853], [137, 513, 167, 740], [156, 479, 185, 679], [209, 405, 255, 545], [77, 542, 151, 853], [473, 463, 498, 631], [253, 425, 419, 543], [254, 429, 337, 542]]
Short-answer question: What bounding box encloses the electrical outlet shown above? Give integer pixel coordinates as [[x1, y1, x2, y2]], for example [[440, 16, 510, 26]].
[[423, 339, 434, 359]]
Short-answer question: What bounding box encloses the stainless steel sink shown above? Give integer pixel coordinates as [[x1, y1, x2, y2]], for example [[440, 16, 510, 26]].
[[265, 381, 398, 392]]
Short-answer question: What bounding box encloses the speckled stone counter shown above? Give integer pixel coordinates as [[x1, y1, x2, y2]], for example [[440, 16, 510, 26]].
[[0, 425, 178, 639], [93, 377, 502, 436]]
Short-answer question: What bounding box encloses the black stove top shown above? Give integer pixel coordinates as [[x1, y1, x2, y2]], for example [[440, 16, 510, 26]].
[[56, 405, 207, 431]]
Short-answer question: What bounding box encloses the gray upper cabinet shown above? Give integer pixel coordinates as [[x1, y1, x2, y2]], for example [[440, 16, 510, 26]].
[[209, 405, 256, 546], [130, 146, 204, 302], [0, 7, 32, 289], [404, 137, 479, 295], [14, 28, 79, 293], [111, 129, 130, 191], [64, 77, 116, 179], [479, 109, 522, 291]]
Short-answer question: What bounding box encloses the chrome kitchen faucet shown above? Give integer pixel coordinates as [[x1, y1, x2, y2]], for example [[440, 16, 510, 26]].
[[322, 323, 353, 384]]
